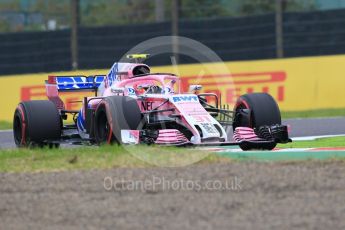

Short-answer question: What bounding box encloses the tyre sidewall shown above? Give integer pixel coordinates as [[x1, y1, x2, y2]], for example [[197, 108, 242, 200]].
[[234, 93, 281, 129], [94, 96, 142, 144], [13, 101, 61, 147]]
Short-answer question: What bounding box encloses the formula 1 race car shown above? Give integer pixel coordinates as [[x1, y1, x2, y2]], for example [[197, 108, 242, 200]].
[[13, 54, 290, 150]]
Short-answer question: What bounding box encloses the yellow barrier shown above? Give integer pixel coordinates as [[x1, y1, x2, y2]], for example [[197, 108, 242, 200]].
[[1, 55, 345, 122], [154, 54, 345, 111]]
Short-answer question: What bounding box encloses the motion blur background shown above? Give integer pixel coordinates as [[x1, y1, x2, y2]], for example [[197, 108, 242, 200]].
[[1, 0, 345, 121]]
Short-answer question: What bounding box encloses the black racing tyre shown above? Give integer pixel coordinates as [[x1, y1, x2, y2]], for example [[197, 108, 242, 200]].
[[233, 93, 281, 130], [94, 96, 142, 144], [13, 100, 62, 148], [233, 93, 281, 150]]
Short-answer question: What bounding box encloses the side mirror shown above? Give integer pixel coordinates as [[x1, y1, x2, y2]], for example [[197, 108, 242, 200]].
[[189, 85, 202, 93]]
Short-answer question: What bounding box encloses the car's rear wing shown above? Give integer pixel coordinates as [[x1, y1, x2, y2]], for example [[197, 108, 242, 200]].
[[46, 75, 105, 92]]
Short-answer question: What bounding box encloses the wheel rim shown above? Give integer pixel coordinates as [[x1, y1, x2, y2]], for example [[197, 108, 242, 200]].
[[13, 114, 23, 145], [233, 100, 253, 129], [96, 111, 111, 143]]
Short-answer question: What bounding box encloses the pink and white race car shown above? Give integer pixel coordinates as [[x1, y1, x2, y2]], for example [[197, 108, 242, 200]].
[[13, 54, 290, 150]]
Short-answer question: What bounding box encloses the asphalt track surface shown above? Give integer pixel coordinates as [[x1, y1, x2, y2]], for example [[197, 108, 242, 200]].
[[1, 117, 345, 229]]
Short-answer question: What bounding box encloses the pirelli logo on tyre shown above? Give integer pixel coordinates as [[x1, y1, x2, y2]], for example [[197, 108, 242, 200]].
[[180, 71, 286, 105]]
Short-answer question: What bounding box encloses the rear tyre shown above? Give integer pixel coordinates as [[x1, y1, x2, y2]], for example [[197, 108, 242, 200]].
[[94, 96, 142, 144], [233, 93, 281, 150], [13, 100, 62, 148]]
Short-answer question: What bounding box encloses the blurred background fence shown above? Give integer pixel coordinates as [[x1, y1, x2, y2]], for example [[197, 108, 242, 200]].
[[0, 0, 345, 75]]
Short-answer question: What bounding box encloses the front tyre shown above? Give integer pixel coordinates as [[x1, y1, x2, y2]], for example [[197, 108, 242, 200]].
[[233, 93, 281, 129], [233, 93, 281, 150], [94, 102, 115, 144], [94, 96, 142, 145]]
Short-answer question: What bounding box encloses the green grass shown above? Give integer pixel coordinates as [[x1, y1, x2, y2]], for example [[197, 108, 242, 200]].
[[0, 145, 229, 173], [0, 121, 12, 130], [2, 137, 345, 173], [278, 136, 345, 148], [281, 108, 345, 119]]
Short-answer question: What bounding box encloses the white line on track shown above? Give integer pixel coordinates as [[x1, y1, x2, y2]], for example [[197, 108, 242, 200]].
[[211, 147, 345, 153], [292, 134, 345, 141], [284, 117, 345, 121], [274, 148, 313, 152], [0, 130, 12, 133]]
